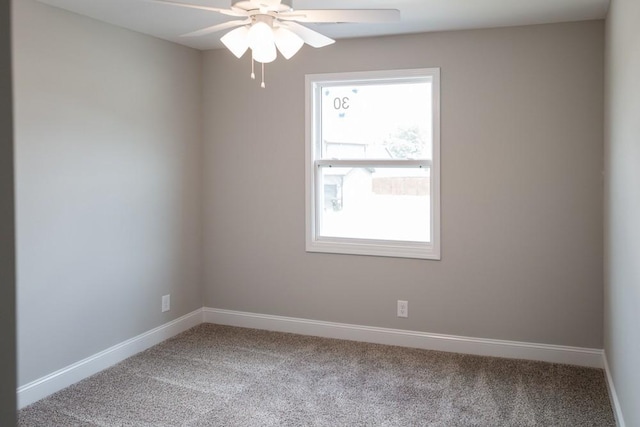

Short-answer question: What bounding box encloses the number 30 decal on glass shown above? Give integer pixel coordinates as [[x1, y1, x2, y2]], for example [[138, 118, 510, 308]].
[[333, 97, 350, 110]]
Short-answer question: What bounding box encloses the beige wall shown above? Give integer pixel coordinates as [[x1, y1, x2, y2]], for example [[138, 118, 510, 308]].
[[202, 21, 605, 348], [1, 0, 16, 423], [13, 0, 203, 386], [605, 0, 640, 424]]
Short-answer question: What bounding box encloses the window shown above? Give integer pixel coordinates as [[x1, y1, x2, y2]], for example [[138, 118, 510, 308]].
[[305, 68, 441, 259]]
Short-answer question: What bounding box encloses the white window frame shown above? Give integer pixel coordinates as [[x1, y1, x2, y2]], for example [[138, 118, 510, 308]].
[[305, 68, 441, 260]]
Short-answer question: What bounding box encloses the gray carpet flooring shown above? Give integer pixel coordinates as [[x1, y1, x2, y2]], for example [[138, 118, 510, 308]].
[[19, 324, 615, 426]]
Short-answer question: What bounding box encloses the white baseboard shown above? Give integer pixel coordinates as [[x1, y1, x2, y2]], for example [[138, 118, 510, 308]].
[[203, 308, 604, 369], [603, 352, 626, 427], [17, 308, 203, 409], [18, 307, 607, 411]]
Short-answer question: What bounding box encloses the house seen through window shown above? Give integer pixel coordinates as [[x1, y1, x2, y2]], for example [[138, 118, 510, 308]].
[[306, 68, 441, 259]]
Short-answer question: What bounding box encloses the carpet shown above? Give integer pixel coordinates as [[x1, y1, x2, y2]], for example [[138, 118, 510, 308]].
[[19, 324, 615, 426]]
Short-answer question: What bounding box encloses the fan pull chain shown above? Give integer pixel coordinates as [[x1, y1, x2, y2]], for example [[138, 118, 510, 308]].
[[250, 57, 256, 80], [261, 63, 266, 88]]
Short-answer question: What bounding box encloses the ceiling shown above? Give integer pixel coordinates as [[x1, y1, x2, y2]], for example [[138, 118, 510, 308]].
[[37, 0, 610, 51]]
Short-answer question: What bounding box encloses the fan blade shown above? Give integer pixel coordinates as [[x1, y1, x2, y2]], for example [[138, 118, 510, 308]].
[[141, 0, 248, 17], [278, 9, 400, 23], [181, 19, 251, 37], [278, 21, 335, 48]]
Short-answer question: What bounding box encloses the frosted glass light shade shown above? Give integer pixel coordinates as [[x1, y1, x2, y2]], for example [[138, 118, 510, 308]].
[[221, 26, 250, 58], [273, 27, 304, 59], [247, 21, 277, 63]]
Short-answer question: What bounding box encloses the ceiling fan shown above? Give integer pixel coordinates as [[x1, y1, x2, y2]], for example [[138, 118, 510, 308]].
[[144, 0, 400, 87]]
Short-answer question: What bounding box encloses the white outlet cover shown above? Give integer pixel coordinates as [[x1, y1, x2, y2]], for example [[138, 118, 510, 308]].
[[162, 295, 170, 312], [397, 300, 408, 318]]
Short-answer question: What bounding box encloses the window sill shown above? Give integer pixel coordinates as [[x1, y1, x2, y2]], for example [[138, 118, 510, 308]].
[[306, 238, 440, 260]]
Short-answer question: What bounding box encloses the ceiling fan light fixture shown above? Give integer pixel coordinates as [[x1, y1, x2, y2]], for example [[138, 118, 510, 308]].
[[220, 26, 250, 58], [251, 42, 277, 64], [247, 21, 277, 63], [273, 27, 304, 60], [153, 0, 400, 87]]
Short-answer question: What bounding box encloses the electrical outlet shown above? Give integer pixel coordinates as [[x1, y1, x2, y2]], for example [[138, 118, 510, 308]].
[[397, 300, 408, 318], [162, 294, 170, 312]]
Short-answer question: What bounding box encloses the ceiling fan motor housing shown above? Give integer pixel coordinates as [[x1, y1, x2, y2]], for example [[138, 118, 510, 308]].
[[232, 0, 293, 13]]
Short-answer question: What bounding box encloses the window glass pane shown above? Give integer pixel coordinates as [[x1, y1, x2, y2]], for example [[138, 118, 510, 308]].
[[320, 81, 432, 160], [319, 166, 431, 242]]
